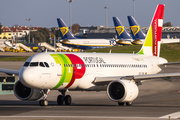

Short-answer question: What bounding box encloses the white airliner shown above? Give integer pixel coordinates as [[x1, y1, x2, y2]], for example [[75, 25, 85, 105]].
[[57, 18, 116, 50], [0, 4, 180, 106]]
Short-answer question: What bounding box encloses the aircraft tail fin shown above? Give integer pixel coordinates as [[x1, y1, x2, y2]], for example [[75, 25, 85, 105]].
[[127, 16, 146, 40], [57, 18, 76, 39], [113, 17, 132, 40], [137, 4, 165, 57]]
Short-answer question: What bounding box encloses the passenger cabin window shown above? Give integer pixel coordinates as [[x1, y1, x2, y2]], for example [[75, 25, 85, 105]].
[[24, 62, 30, 67], [30, 62, 38, 67]]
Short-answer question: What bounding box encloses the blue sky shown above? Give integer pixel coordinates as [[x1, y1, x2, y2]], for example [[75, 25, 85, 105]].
[[0, 0, 180, 28]]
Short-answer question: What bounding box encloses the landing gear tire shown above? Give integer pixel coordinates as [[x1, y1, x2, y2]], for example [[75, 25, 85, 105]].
[[39, 89, 50, 106], [126, 102, 133, 106], [39, 99, 48, 106], [64, 95, 71, 105], [57, 95, 64, 105], [118, 102, 124, 106]]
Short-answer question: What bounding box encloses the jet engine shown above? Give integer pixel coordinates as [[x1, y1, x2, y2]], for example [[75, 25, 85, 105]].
[[13, 80, 43, 101], [107, 79, 139, 102]]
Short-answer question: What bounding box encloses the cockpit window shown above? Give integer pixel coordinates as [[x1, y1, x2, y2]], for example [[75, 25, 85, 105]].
[[30, 62, 38, 67], [39, 62, 45, 67], [44, 62, 49, 67], [24, 62, 30, 67]]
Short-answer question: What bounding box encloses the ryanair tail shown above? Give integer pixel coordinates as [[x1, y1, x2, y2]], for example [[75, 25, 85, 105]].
[[113, 17, 133, 45], [127, 16, 146, 40], [138, 4, 165, 57], [57, 18, 76, 39]]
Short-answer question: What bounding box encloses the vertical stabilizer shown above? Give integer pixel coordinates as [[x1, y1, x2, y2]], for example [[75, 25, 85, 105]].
[[57, 18, 76, 40], [113, 17, 133, 40], [138, 4, 165, 57], [127, 16, 146, 40]]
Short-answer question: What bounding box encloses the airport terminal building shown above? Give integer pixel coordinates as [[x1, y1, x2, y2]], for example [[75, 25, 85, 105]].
[[78, 26, 180, 39]]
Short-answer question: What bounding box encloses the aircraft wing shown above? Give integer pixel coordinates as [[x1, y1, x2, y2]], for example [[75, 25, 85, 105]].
[[158, 62, 180, 68], [93, 72, 180, 86], [0, 68, 19, 75]]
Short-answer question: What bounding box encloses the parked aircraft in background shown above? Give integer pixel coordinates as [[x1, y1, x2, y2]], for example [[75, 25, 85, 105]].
[[113, 17, 133, 45], [0, 4, 180, 107], [128, 16, 180, 44], [128, 16, 146, 45], [57, 18, 116, 50]]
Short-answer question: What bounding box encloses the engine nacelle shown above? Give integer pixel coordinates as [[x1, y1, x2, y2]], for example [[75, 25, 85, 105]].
[[107, 79, 139, 102], [13, 80, 43, 101]]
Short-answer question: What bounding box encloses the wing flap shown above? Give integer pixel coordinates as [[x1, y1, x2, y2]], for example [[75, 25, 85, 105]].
[[93, 73, 180, 86]]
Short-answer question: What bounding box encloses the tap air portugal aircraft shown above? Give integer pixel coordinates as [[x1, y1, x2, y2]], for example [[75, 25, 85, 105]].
[[128, 16, 146, 45], [0, 4, 180, 106], [113, 17, 134, 45], [57, 18, 116, 50]]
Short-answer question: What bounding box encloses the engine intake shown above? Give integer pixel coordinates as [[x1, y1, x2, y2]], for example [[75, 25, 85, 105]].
[[107, 79, 139, 102], [14, 80, 43, 101]]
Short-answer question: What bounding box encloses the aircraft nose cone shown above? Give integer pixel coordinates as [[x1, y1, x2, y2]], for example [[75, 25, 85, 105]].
[[19, 68, 36, 88]]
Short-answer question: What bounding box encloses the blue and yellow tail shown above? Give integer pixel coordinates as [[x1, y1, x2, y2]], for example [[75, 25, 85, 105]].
[[113, 17, 133, 40], [57, 18, 76, 39], [127, 16, 146, 40]]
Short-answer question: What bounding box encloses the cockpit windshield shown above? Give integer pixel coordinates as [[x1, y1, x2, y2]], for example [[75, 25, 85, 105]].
[[30, 62, 38, 66], [23, 62, 50, 67], [23, 62, 30, 67]]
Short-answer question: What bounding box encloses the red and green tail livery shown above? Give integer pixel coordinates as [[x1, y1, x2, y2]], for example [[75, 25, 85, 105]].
[[138, 4, 165, 57]]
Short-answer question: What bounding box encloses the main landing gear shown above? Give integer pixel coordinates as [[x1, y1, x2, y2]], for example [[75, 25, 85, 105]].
[[118, 101, 133, 106], [57, 90, 71, 105], [39, 89, 50, 106]]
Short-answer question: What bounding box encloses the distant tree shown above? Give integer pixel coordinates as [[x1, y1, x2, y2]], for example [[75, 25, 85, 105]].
[[55, 29, 61, 39], [71, 23, 81, 34], [30, 28, 50, 43], [51, 27, 61, 40], [163, 22, 173, 27]]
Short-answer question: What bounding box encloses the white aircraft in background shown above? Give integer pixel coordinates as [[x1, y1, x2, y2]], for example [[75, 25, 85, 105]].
[[128, 15, 179, 45], [0, 4, 180, 106], [57, 18, 116, 50]]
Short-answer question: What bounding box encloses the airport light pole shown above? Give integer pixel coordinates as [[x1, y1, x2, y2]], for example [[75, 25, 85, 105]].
[[67, 0, 73, 31], [133, 0, 135, 18], [104, 6, 109, 28], [26, 18, 31, 43]]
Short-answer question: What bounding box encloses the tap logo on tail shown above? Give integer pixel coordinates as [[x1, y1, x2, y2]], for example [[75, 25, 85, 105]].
[[130, 25, 140, 36], [137, 4, 165, 57], [115, 26, 124, 36], [59, 27, 68, 37]]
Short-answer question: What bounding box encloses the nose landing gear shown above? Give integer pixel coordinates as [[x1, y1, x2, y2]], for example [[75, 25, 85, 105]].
[[39, 89, 50, 106], [38, 89, 72, 106], [57, 90, 72, 105]]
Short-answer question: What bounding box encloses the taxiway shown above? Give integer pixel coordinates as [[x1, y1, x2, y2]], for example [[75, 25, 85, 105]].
[[0, 60, 180, 120]]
